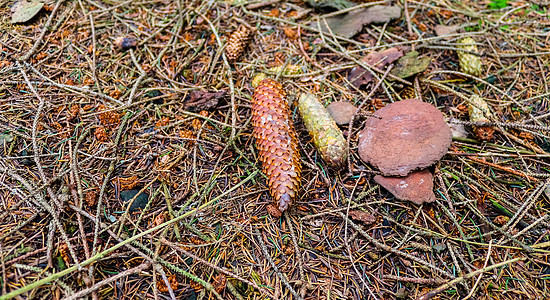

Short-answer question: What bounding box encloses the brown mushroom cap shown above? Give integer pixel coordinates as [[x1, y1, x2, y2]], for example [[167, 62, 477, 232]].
[[374, 169, 435, 205], [326, 101, 358, 125], [358, 99, 451, 176]]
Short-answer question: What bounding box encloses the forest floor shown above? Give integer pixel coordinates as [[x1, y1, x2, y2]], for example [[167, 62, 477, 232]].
[[1, 0, 550, 299]]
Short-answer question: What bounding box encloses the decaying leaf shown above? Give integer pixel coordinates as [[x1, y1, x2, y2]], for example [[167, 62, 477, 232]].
[[0, 133, 14, 147], [435, 24, 459, 37], [306, 0, 356, 10], [11, 0, 44, 24], [183, 90, 226, 112], [298, 93, 348, 168], [252, 79, 301, 213], [213, 274, 227, 294], [316, 5, 401, 38], [348, 47, 404, 87], [390, 51, 431, 79], [348, 210, 376, 225]]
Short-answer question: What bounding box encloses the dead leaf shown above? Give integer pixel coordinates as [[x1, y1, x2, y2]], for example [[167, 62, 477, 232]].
[[11, 0, 44, 24], [390, 51, 431, 79], [348, 47, 403, 87], [183, 90, 226, 112], [348, 210, 376, 225], [316, 5, 401, 38], [434, 24, 459, 37], [307, 0, 356, 10]]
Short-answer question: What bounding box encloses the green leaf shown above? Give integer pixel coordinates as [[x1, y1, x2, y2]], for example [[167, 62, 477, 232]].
[[488, 0, 508, 9]]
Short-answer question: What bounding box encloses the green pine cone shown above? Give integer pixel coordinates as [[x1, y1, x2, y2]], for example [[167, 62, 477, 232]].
[[298, 93, 348, 168], [468, 94, 491, 124], [457, 37, 482, 77]]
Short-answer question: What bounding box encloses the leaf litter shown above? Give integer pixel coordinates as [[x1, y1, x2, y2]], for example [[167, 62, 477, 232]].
[[1, 1, 550, 299]]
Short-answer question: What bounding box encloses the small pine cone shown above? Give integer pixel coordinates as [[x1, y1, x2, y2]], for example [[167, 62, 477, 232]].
[[252, 79, 301, 212], [298, 93, 347, 168], [468, 94, 494, 141], [225, 26, 251, 62], [457, 37, 482, 77]]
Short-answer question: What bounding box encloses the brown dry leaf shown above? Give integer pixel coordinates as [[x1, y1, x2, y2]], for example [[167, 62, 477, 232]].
[[112, 176, 139, 190], [348, 210, 376, 225], [108, 89, 122, 99], [35, 52, 47, 60], [316, 5, 401, 38], [153, 213, 165, 227], [348, 47, 403, 87], [183, 90, 226, 112]]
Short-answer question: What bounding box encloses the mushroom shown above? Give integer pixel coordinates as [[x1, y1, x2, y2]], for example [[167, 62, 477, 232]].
[[374, 169, 436, 205], [326, 101, 359, 125], [358, 99, 452, 176]]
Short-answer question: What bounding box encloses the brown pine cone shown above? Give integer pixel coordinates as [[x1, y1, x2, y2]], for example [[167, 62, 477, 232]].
[[251, 79, 301, 213], [225, 26, 251, 62]]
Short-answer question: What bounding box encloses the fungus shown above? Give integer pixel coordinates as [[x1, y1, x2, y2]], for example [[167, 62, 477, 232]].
[[326, 101, 359, 125], [358, 99, 452, 176], [374, 169, 436, 205]]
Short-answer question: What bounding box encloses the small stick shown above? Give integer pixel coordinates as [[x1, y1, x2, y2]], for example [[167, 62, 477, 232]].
[[415, 257, 523, 300]]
